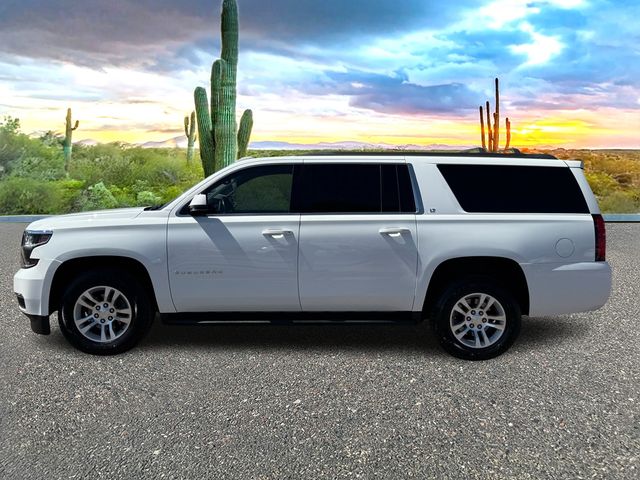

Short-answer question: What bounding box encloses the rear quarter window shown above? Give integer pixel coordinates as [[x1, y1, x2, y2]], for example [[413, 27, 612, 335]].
[[437, 164, 589, 214]]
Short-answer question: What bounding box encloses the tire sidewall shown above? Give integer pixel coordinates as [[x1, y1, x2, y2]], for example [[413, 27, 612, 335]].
[[432, 278, 521, 361], [59, 269, 153, 355]]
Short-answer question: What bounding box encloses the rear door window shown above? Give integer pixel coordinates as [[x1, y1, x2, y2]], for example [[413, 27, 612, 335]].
[[292, 163, 416, 214], [437, 164, 589, 213]]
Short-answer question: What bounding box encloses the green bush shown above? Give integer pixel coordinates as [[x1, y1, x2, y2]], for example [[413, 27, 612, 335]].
[[79, 182, 119, 211], [599, 190, 640, 214], [585, 172, 619, 198], [136, 190, 162, 206], [0, 177, 62, 214]]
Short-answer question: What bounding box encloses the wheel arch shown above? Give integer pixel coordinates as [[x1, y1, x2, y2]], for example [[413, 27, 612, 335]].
[[49, 256, 159, 314], [422, 256, 529, 316]]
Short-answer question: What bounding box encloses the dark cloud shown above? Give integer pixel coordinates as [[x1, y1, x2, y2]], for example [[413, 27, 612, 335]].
[[0, 0, 477, 67], [305, 70, 480, 115]]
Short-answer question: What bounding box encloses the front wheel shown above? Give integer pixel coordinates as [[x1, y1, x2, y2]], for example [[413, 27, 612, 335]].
[[58, 269, 154, 355], [431, 278, 521, 360]]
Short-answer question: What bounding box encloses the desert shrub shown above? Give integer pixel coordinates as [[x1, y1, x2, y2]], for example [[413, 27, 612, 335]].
[[10, 153, 66, 181], [585, 172, 619, 198], [136, 190, 162, 206], [158, 185, 184, 204], [599, 190, 640, 213], [69, 145, 133, 187], [78, 182, 119, 211], [0, 177, 61, 214], [55, 179, 85, 213]]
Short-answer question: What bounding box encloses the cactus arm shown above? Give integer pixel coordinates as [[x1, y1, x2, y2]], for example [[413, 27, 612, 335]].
[[237, 109, 253, 158], [190, 111, 197, 142], [195, 87, 216, 176], [479, 106, 486, 150], [184, 116, 190, 138], [505, 117, 511, 150], [493, 78, 500, 151], [485, 101, 492, 152], [72, 120, 79, 131]]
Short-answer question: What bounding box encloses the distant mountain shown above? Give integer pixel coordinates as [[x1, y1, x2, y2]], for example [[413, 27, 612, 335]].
[[76, 138, 99, 146], [52, 136, 475, 151], [249, 140, 475, 151], [139, 136, 188, 149]]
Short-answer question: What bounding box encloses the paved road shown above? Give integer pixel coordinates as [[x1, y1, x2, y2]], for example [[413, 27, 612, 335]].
[[1, 223, 638, 479]]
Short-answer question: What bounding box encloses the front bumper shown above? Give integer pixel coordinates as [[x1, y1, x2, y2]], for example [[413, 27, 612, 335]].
[[14, 261, 58, 334]]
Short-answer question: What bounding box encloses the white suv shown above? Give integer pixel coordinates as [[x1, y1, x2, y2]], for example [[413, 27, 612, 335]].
[[14, 152, 612, 360]]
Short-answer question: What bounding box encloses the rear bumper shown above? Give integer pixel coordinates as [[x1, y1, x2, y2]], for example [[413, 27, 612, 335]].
[[523, 261, 612, 316]]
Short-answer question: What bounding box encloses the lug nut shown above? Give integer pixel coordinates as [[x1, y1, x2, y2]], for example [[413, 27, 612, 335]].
[[103, 303, 109, 308], [96, 306, 101, 311], [110, 308, 114, 313], [470, 323, 475, 328], [93, 313, 99, 318], [471, 310, 476, 315], [482, 318, 487, 323], [477, 325, 483, 329], [466, 316, 471, 321], [108, 316, 113, 320], [100, 319, 105, 323], [479, 311, 484, 316]]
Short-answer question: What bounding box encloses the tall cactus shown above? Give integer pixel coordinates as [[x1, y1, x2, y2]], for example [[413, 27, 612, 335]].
[[184, 111, 197, 164], [63, 108, 79, 165], [479, 78, 513, 152], [194, 0, 253, 177]]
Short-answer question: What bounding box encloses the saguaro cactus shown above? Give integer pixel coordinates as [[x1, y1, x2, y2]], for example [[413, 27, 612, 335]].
[[184, 111, 197, 164], [63, 108, 79, 165], [479, 78, 513, 152], [194, 0, 253, 177]]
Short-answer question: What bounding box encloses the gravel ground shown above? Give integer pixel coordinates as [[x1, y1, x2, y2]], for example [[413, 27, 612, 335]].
[[0, 222, 638, 479]]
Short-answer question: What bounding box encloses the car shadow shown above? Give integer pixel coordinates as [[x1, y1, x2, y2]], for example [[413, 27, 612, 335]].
[[141, 320, 439, 354], [40, 313, 589, 356], [134, 314, 587, 355]]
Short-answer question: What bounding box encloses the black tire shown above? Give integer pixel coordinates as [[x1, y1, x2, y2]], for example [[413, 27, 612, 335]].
[[431, 276, 521, 360], [58, 269, 154, 355]]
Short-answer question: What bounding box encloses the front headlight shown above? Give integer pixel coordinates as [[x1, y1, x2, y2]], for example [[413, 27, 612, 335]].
[[21, 230, 53, 268]]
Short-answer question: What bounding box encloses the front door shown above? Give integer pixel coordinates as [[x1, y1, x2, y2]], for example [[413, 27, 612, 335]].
[[167, 164, 301, 312], [295, 162, 418, 311]]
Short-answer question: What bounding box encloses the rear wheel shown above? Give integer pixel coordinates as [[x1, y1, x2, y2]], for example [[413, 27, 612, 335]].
[[431, 277, 521, 360], [58, 269, 154, 355]]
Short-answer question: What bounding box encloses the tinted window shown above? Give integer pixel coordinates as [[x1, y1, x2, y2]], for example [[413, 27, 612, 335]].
[[437, 164, 589, 213], [292, 163, 416, 214], [380, 164, 417, 213], [397, 165, 417, 213], [203, 164, 293, 214], [294, 164, 380, 213]]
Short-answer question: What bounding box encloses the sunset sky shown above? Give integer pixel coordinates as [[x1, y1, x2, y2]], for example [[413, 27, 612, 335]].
[[0, 0, 638, 148]]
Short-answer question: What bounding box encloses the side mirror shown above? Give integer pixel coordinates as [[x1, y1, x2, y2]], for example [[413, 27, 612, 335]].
[[188, 194, 208, 216]]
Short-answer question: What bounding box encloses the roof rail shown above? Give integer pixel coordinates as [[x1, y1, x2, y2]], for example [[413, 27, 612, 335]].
[[299, 149, 558, 160]]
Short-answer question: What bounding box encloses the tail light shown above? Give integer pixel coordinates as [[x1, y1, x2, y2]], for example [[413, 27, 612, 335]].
[[592, 214, 606, 261]]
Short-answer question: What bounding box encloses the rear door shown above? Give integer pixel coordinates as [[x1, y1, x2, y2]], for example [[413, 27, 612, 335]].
[[295, 162, 418, 311]]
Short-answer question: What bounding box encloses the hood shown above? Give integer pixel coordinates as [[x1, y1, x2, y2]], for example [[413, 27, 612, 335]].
[[26, 207, 146, 231]]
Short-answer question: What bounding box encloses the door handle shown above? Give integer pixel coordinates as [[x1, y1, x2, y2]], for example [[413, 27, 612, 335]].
[[379, 227, 410, 237], [262, 229, 292, 239]]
